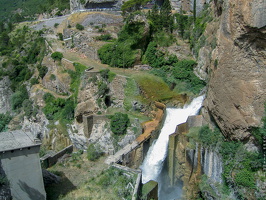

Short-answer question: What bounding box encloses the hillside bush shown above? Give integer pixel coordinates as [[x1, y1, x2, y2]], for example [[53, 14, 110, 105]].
[[42, 93, 74, 121], [87, 144, 102, 161], [37, 65, 48, 78], [110, 112, 130, 135], [0, 113, 12, 132], [51, 51, 63, 61], [95, 34, 112, 41], [76, 23, 84, 31], [11, 86, 29, 110]]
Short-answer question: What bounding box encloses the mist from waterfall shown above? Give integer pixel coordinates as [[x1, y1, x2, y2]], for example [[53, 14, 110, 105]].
[[141, 95, 205, 186]]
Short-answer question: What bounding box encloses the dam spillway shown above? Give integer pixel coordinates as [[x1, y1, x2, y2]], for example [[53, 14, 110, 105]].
[[141, 95, 205, 190]]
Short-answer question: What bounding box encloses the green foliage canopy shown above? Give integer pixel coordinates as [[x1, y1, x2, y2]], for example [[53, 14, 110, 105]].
[[110, 112, 130, 135], [0, 113, 12, 132], [51, 51, 63, 61]]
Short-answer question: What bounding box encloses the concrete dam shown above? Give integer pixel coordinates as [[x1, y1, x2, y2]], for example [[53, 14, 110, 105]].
[[141, 95, 205, 199]]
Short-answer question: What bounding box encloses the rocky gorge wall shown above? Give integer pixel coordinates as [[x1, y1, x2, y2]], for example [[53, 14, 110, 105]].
[[197, 0, 266, 141]]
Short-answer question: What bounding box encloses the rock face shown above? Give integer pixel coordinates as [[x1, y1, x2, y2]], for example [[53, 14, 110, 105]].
[[0, 77, 13, 114], [70, 0, 123, 11], [202, 0, 266, 140]]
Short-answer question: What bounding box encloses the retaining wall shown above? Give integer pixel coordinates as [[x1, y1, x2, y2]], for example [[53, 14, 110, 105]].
[[41, 145, 73, 168]]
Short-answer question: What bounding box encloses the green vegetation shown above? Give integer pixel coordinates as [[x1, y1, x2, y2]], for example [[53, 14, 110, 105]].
[[22, 99, 38, 118], [51, 51, 63, 62], [11, 86, 29, 111], [0, 113, 12, 132], [42, 93, 74, 121], [67, 62, 87, 101], [87, 144, 102, 161], [96, 167, 135, 199], [121, 0, 150, 13], [0, 175, 8, 186], [37, 65, 48, 79], [134, 73, 183, 101], [58, 33, 64, 41], [187, 125, 262, 198], [95, 34, 113, 41], [124, 78, 139, 111], [0, 0, 69, 22], [76, 24, 84, 31], [30, 77, 39, 86], [149, 58, 206, 94], [0, 25, 46, 92], [110, 112, 130, 135], [175, 4, 213, 56]]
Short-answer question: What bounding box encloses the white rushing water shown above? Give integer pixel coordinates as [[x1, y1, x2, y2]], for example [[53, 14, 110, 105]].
[[141, 95, 205, 184]]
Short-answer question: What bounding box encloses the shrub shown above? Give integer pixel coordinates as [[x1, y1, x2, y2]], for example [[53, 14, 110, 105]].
[[235, 169, 255, 188], [11, 86, 29, 110], [37, 65, 48, 78], [42, 92, 74, 121], [30, 77, 39, 86], [54, 23, 59, 28], [198, 126, 222, 147], [51, 51, 63, 61], [0, 113, 12, 132], [22, 99, 36, 117], [110, 112, 130, 135], [76, 23, 84, 31], [87, 144, 101, 161], [58, 33, 63, 41], [95, 34, 112, 41], [55, 11, 63, 16], [98, 42, 136, 68], [97, 81, 108, 98]]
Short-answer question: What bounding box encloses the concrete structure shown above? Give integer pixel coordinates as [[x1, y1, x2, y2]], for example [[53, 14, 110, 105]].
[[0, 130, 46, 200], [168, 115, 204, 186], [41, 145, 73, 168]]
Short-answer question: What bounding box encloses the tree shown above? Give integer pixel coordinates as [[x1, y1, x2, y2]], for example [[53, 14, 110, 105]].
[[161, 0, 173, 32], [51, 51, 63, 62], [110, 112, 130, 135], [76, 23, 84, 31]]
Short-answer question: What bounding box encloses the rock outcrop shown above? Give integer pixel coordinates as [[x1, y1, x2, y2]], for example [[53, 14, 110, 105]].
[[70, 0, 123, 11], [0, 77, 13, 114], [201, 0, 266, 140]]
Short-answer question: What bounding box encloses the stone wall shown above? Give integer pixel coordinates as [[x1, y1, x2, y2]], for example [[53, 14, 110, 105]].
[[40, 145, 74, 168]]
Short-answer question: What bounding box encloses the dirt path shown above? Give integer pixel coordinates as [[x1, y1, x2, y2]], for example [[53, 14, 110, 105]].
[[32, 84, 71, 99]]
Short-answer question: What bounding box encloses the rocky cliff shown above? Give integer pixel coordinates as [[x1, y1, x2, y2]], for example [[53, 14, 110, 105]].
[[0, 77, 12, 114], [200, 0, 266, 140]]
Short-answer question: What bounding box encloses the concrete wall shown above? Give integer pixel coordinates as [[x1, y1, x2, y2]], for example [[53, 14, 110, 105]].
[[168, 115, 204, 186], [41, 145, 73, 168], [1, 146, 46, 200]]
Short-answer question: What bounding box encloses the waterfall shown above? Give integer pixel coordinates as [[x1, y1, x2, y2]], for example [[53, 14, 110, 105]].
[[141, 95, 205, 184], [202, 148, 223, 184]]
